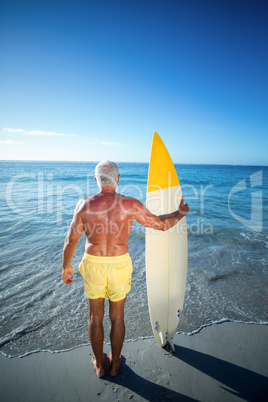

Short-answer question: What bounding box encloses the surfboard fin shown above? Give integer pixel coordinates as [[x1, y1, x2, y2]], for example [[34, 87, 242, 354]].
[[164, 332, 175, 354], [155, 321, 164, 345]]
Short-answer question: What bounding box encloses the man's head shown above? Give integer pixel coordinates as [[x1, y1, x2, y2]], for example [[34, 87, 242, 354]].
[[94, 160, 119, 187]]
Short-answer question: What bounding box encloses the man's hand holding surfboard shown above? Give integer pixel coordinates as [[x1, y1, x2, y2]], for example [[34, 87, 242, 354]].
[[179, 196, 189, 216]]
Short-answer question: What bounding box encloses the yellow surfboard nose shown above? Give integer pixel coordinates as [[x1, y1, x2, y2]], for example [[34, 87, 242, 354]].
[[147, 132, 180, 192]]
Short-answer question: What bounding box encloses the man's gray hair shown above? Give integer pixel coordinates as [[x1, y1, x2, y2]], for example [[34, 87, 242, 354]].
[[94, 160, 119, 186]]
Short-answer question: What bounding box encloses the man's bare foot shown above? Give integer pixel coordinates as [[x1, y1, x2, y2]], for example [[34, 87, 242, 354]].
[[92, 355, 106, 377], [109, 353, 122, 377]]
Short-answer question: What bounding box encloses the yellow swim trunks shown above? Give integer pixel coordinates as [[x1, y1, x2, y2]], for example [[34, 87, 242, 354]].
[[78, 253, 133, 302]]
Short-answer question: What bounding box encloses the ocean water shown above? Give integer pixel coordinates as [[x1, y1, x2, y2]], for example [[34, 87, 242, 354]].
[[0, 161, 267, 357]]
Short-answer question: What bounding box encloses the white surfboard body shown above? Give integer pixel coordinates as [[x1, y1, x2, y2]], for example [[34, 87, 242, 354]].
[[145, 132, 188, 350]]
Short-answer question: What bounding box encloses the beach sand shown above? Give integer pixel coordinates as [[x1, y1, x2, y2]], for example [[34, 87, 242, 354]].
[[1, 322, 267, 401]]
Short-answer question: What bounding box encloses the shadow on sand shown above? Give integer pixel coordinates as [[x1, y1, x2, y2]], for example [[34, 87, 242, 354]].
[[105, 356, 195, 401], [105, 346, 268, 401], [175, 345, 268, 401]]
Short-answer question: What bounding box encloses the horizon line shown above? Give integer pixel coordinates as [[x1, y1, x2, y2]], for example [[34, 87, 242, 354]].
[[0, 159, 267, 168]]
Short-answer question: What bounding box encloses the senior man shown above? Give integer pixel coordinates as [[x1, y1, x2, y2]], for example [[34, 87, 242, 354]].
[[62, 160, 189, 377]]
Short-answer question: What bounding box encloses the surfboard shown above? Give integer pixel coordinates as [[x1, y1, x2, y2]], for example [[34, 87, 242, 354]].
[[145, 132, 188, 352]]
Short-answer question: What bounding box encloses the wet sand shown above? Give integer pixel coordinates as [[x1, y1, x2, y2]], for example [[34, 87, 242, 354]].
[[1, 321, 267, 401]]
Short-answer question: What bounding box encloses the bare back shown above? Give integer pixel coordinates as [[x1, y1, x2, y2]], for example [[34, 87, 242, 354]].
[[67, 187, 186, 259], [77, 192, 136, 256]]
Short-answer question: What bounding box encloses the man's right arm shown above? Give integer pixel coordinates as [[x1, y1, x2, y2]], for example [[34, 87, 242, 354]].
[[134, 196, 189, 231], [62, 200, 84, 285]]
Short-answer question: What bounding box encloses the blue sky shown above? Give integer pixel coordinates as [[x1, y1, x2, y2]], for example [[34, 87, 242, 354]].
[[0, 0, 267, 165]]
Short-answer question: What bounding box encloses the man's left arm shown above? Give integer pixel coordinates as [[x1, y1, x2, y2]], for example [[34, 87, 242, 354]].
[[62, 201, 84, 285], [134, 196, 189, 231]]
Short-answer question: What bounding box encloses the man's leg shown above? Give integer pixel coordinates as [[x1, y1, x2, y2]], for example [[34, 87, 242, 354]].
[[87, 298, 105, 377], [109, 296, 126, 377]]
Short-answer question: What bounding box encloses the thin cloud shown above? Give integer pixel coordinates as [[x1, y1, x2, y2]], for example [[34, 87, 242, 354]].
[[3, 127, 26, 133], [0, 140, 25, 144], [3, 127, 77, 137]]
